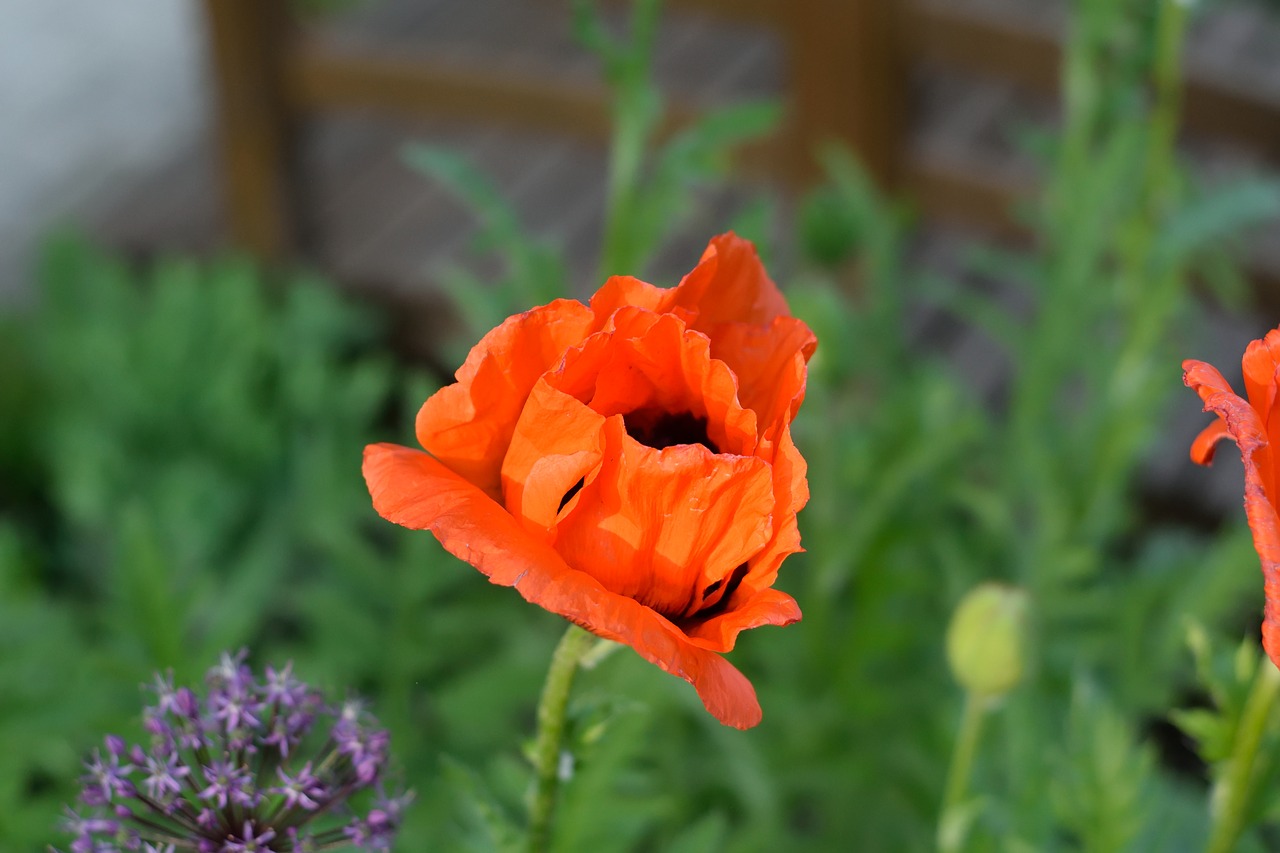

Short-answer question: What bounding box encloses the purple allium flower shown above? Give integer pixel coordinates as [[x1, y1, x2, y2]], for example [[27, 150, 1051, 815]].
[[275, 762, 324, 811], [344, 789, 415, 853], [223, 820, 276, 852], [54, 652, 410, 852], [199, 758, 257, 810], [80, 737, 136, 805], [141, 749, 190, 806]]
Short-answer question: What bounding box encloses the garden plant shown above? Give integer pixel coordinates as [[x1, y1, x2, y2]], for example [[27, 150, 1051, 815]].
[[4, 0, 1280, 850]]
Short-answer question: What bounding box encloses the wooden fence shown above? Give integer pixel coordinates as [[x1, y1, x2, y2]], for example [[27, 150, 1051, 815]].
[[204, 0, 1280, 281]]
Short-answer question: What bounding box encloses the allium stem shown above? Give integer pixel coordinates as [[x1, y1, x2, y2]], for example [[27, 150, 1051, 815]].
[[527, 623, 596, 853], [1206, 661, 1280, 853]]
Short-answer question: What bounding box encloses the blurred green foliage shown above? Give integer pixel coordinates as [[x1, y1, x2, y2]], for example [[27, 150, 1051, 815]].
[[0, 241, 555, 848], [7, 0, 1280, 850]]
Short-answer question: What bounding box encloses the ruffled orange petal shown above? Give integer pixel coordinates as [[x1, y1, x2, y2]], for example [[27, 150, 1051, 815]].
[[1194, 388, 1280, 670], [1241, 330, 1280, 417], [500, 379, 607, 540], [1245, 336, 1280, 487], [1188, 357, 1280, 505], [708, 317, 816, 440], [554, 417, 775, 617], [1183, 358, 1236, 405], [363, 441, 766, 727], [673, 233, 791, 328], [743, 425, 810, 593], [415, 299, 595, 500], [1190, 418, 1232, 466], [679, 587, 802, 653], [588, 275, 673, 322], [550, 308, 759, 456]]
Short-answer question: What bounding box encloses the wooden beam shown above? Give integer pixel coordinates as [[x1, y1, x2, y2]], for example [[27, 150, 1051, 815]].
[[286, 36, 779, 156], [203, 0, 300, 259], [905, 3, 1059, 94], [286, 40, 619, 141], [1183, 77, 1280, 161], [781, 0, 908, 188], [669, 0, 780, 25]]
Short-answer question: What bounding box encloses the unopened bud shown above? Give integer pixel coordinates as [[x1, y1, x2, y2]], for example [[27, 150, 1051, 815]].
[[946, 583, 1029, 699]]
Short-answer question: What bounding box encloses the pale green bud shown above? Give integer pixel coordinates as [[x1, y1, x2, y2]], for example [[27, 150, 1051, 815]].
[[946, 583, 1029, 699]]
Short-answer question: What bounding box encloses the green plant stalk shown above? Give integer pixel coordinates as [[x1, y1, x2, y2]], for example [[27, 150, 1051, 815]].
[[1081, 0, 1188, 539], [597, 0, 662, 279], [1206, 662, 1280, 853], [599, 99, 653, 278], [527, 623, 596, 853], [1113, 0, 1187, 334], [938, 691, 988, 852]]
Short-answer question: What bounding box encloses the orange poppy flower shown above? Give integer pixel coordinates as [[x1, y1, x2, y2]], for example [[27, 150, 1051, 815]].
[[364, 234, 816, 728], [1184, 328, 1280, 668]]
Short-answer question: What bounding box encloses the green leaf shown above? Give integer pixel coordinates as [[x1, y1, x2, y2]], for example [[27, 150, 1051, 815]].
[[440, 755, 524, 853], [1050, 681, 1154, 853], [1155, 179, 1280, 267]]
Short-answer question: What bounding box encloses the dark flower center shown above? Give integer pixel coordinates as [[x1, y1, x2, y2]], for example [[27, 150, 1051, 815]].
[[623, 409, 719, 453]]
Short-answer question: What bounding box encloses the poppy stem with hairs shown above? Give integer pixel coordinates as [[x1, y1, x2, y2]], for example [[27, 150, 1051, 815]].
[[1206, 661, 1280, 853], [527, 623, 597, 853]]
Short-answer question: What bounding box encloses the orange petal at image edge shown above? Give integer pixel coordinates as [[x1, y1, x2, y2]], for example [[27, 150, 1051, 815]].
[[362, 442, 767, 728], [1184, 362, 1280, 670], [1229, 412, 1280, 672]]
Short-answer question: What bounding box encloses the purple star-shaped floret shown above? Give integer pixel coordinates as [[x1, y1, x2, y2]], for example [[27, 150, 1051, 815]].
[[212, 688, 262, 734], [273, 762, 324, 811], [142, 749, 191, 804], [333, 703, 390, 784], [262, 662, 310, 709], [199, 759, 255, 810], [221, 820, 276, 852], [81, 738, 135, 804]]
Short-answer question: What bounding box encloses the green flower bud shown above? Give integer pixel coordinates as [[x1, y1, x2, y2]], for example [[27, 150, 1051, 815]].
[[946, 583, 1029, 699]]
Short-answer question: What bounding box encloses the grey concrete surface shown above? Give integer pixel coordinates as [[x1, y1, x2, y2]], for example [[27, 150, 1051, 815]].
[[0, 0, 207, 305]]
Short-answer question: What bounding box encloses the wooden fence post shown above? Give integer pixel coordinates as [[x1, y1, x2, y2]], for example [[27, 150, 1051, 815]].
[[783, 0, 907, 189], [203, 0, 300, 259]]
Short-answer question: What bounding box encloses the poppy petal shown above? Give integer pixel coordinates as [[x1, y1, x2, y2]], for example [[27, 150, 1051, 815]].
[[415, 300, 595, 500], [501, 380, 607, 539], [709, 317, 817, 440], [588, 275, 673, 320], [1190, 418, 1232, 466], [674, 233, 791, 328], [550, 309, 759, 457], [1242, 329, 1280, 417], [679, 587, 803, 653], [1189, 356, 1280, 505], [554, 418, 776, 618], [744, 425, 810, 592], [1195, 390, 1280, 670], [362, 441, 765, 727], [1183, 358, 1236, 404]]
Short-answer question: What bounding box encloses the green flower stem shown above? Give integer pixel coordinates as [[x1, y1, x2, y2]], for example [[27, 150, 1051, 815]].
[[1206, 662, 1280, 853], [527, 623, 596, 853], [938, 691, 988, 853]]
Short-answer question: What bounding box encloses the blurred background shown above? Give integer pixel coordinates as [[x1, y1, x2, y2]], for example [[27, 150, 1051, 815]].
[[6, 0, 1280, 850], [8, 1, 1277, 307]]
